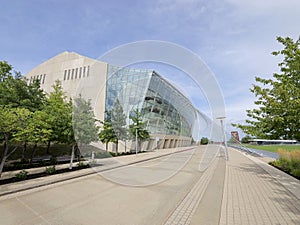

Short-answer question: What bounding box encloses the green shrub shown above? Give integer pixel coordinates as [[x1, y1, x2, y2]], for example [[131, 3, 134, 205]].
[[200, 137, 209, 145], [45, 166, 56, 174], [291, 168, 300, 178], [50, 156, 57, 165], [271, 149, 300, 179], [77, 162, 88, 168], [15, 170, 29, 180], [110, 152, 116, 157]]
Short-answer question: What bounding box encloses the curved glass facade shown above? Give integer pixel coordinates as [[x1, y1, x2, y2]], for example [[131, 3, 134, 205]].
[[106, 65, 197, 138]]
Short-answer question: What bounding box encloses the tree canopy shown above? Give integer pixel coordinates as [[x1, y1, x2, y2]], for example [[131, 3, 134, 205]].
[[0, 60, 100, 174], [233, 37, 300, 141], [129, 108, 150, 151]]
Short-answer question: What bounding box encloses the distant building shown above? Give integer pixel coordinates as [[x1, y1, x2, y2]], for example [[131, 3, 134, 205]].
[[25, 52, 203, 151], [231, 131, 240, 143], [249, 139, 298, 145]]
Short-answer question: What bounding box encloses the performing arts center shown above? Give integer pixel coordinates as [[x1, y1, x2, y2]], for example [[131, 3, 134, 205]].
[[25, 52, 205, 151]]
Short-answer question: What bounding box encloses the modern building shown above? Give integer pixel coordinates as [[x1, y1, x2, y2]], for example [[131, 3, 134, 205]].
[[25, 52, 201, 151]]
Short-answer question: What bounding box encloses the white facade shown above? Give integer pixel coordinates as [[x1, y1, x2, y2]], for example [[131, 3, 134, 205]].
[[26, 52, 196, 151]]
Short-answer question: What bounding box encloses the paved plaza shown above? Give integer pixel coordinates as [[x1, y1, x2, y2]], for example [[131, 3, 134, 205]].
[[0, 145, 299, 224]]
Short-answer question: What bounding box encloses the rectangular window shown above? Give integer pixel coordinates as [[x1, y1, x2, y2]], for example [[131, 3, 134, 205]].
[[75, 68, 78, 79], [71, 69, 74, 79], [87, 65, 90, 77], [64, 70, 67, 80], [67, 69, 71, 80], [83, 66, 86, 77], [79, 67, 82, 78], [29, 76, 32, 84], [42, 74, 46, 84]]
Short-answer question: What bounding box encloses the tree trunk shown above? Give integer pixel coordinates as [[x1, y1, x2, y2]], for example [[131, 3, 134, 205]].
[[69, 144, 75, 170], [46, 141, 51, 154], [21, 141, 27, 161], [30, 143, 37, 164], [0, 136, 9, 178], [105, 142, 108, 152]]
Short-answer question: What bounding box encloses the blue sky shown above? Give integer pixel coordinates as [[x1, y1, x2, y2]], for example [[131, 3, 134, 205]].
[[1, 0, 299, 134]]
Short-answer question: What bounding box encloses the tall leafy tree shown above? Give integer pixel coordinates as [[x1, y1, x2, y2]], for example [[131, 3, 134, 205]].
[[0, 61, 46, 176], [129, 108, 150, 152], [69, 95, 99, 169], [110, 99, 127, 154], [44, 80, 71, 152], [234, 37, 300, 140], [0, 107, 31, 177]]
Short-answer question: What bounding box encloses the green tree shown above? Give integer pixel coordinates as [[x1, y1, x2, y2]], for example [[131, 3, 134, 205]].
[[14, 110, 52, 163], [0, 61, 45, 111], [129, 108, 150, 152], [110, 100, 127, 154], [233, 37, 300, 141], [99, 112, 117, 152], [200, 137, 209, 145], [69, 96, 99, 169], [0, 107, 31, 177], [241, 135, 252, 144], [0, 61, 46, 159], [44, 80, 71, 152]]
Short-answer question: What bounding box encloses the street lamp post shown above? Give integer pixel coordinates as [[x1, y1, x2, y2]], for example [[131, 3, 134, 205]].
[[216, 116, 229, 160]]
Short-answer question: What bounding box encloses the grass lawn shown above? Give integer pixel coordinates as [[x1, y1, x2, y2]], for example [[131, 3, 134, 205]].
[[243, 144, 300, 153]]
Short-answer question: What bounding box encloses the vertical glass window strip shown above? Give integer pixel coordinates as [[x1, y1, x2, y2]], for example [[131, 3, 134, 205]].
[[42, 74, 46, 84], [75, 68, 78, 79], [79, 67, 82, 78], [67, 69, 71, 80], [87, 65, 90, 77], [64, 70, 67, 80], [71, 69, 74, 79], [29, 76, 32, 84]]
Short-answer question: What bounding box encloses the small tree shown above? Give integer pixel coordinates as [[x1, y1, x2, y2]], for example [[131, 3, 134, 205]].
[[44, 80, 71, 153], [200, 137, 209, 145], [129, 108, 150, 152], [99, 112, 117, 152], [69, 96, 99, 169], [110, 99, 127, 154]]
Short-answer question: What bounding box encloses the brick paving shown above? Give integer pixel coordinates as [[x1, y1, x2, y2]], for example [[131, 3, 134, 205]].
[[164, 157, 218, 225], [219, 148, 300, 225]]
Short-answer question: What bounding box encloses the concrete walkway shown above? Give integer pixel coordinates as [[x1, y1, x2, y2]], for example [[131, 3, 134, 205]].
[[0, 147, 194, 197], [1, 145, 300, 224], [219, 147, 300, 225]]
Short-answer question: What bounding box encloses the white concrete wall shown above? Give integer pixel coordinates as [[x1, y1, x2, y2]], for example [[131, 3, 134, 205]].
[[25, 51, 107, 123]]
